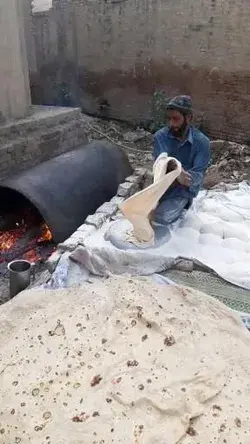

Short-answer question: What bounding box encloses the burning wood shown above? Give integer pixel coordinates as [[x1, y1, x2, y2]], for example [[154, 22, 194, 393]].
[[38, 223, 53, 243], [1, 226, 42, 263], [0, 227, 26, 251], [0, 211, 54, 276]]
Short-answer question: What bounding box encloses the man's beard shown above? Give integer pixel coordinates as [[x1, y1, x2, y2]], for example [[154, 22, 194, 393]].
[[170, 119, 188, 138]]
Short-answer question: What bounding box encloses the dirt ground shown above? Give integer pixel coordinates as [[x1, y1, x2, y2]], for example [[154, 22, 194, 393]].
[[83, 115, 250, 187]]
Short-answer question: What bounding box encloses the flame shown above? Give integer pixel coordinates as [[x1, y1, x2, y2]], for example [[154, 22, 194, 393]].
[[38, 223, 53, 242], [0, 221, 53, 265], [0, 227, 26, 251]]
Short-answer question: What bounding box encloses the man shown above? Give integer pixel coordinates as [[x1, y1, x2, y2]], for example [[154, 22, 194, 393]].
[[153, 95, 210, 225]]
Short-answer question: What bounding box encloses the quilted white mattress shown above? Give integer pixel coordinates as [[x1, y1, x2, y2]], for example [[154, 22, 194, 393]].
[[71, 182, 250, 290], [168, 182, 250, 288]]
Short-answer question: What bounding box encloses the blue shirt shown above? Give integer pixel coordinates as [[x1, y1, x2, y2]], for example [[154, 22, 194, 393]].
[[153, 126, 210, 202]]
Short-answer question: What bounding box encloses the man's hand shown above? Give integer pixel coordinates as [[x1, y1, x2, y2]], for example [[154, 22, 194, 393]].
[[177, 169, 192, 187]]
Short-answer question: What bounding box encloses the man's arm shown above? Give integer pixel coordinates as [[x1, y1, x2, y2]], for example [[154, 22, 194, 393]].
[[187, 139, 210, 193], [153, 129, 168, 160], [153, 134, 161, 160]]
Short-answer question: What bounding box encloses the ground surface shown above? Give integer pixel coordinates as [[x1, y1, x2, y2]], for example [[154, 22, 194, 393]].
[[83, 115, 250, 186]]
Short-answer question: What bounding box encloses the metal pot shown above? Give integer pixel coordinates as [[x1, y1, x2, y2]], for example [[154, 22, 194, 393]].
[[8, 260, 35, 298]]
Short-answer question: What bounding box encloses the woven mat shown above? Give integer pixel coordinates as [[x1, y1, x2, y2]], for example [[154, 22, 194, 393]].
[[164, 269, 250, 314]]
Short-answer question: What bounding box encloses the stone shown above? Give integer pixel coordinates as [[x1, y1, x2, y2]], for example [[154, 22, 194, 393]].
[[210, 140, 250, 165], [125, 174, 142, 185], [76, 224, 96, 236], [28, 270, 51, 289], [71, 230, 96, 245], [204, 165, 221, 189], [233, 171, 240, 179], [57, 238, 78, 252], [85, 213, 107, 228], [134, 167, 147, 178], [112, 211, 124, 221], [110, 196, 125, 205], [117, 181, 137, 197], [58, 225, 96, 252], [217, 159, 228, 170], [143, 153, 153, 162], [144, 170, 153, 188], [46, 250, 63, 272], [123, 128, 149, 143], [96, 202, 118, 216]]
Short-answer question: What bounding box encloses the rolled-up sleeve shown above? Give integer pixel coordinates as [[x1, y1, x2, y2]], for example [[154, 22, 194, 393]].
[[188, 139, 210, 195]]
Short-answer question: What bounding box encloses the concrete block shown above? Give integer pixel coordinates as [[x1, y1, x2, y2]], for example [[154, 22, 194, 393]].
[[117, 181, 137, 197], [112, 211, 124, 220], [85, 213, 107, 228], [76, 224, 96, 236], [96, 201, 118, 216], [110, 196, 125, 205], [28, 270, 51, 289], [71, 230, 96, 245], [46, 250, 63, 272], [134, 168, 147, 178], [57, 237, 78, 252], [125, 174, 142, 185], [58, 225, 96, 251]]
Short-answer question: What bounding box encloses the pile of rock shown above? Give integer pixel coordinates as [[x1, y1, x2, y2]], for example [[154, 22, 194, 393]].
[[81, 115, 250, 189], [204, 140, 250, 188]]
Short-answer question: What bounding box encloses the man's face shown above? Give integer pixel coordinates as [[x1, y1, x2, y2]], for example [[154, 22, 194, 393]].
[[167, 109, 190, 138]]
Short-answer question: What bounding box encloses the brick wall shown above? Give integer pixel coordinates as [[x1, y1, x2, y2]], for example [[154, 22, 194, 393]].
[[30, 0, 250, 143], [0, 107, 87, 182]]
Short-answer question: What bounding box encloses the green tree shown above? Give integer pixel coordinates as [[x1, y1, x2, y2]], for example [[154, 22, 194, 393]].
[[150, 90, 169, 133]]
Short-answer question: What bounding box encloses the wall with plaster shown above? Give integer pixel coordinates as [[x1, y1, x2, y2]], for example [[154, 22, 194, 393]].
[[33, 0, 52, 12], [30, 0, 250, 143], [0, 0, 31, 121]]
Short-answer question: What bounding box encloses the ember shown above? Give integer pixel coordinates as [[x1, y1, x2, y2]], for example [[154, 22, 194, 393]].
[[0, 227, 26, 251], [0, 206, 55, 277], [23, 249, 41, 263]]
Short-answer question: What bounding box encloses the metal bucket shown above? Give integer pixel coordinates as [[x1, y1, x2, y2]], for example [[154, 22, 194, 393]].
[[8, 260, 35, 298]]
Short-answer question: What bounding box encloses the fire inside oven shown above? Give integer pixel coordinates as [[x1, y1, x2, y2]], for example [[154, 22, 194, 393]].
[[0, 189, 55, 276]]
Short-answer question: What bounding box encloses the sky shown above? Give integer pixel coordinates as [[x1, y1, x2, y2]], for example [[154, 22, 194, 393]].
[[33, 0, 52, 12]]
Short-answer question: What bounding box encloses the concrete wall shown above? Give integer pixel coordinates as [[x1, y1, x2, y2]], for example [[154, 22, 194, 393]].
[[0, 0, 31, 121], [30, 0, 250, 143], [23, 0, 37, 73]]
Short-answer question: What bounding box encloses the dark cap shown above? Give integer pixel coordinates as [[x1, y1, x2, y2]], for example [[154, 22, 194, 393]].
[[166, 95, 193, 115]]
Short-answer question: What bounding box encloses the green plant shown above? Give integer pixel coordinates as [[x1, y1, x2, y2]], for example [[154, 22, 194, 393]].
[[150, 90, 169, 133]]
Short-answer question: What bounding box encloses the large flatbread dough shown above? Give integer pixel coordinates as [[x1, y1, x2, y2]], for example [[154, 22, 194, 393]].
[[119, 153, 182, 245], [0, 276, 249, 443]]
